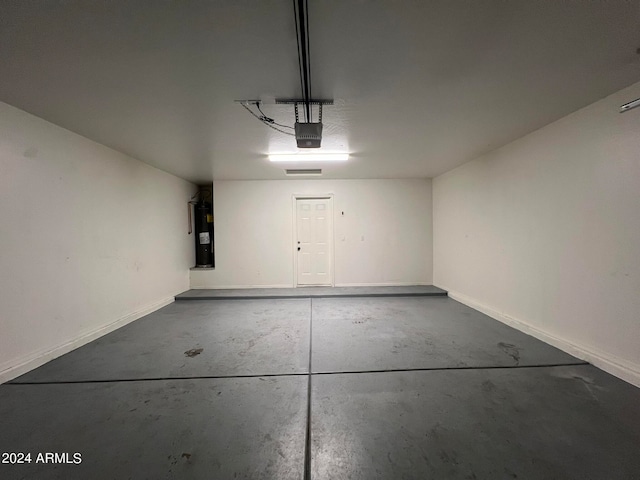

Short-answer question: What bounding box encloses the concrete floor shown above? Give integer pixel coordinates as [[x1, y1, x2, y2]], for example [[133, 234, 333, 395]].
[[175, 285, 447, 300], [2, 291, 640, 479]]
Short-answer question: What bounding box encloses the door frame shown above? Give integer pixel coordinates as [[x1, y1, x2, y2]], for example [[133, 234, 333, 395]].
[[292, 194, 335, 287]]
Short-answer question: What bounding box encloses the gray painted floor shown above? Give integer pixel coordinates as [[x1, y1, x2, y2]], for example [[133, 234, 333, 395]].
[[312, 297, 581, 372], [0, 377, 306, 479], [175, 284, 447, 300], [13, 299, 311, 382], [2, 292, 639, 479], [312, 365, 640, 479]]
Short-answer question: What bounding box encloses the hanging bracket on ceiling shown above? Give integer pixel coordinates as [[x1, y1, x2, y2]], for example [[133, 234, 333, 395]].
[[236, 0, 335, 147], [274, 99, 334, 105], [275, 98, 333, 148]]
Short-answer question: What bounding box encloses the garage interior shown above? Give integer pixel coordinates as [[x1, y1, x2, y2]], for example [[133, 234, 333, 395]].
[[1, 1, 640, 479]]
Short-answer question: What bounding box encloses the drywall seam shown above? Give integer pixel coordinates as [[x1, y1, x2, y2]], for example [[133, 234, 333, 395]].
[[0, 296, 175, 385], [443, 287, 640, 388]]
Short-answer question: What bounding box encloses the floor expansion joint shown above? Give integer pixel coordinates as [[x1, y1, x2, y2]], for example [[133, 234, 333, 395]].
[[7, 362, 591, 386]]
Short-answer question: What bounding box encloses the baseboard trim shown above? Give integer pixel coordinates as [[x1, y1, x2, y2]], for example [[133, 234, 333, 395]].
[[442, 287, 640, 388], [0, 296, 175, 385], [190, 284, 294, 290], [334, 282, 432, 287], [190, 282, 432, 289]]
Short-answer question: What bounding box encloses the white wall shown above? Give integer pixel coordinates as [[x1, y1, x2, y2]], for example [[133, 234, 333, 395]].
[[433, 82, 640, 386], [0, 102, 196, 383], [191, 179, 432, 288]]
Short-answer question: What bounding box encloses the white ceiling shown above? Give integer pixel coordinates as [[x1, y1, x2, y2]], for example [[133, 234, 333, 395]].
[[1, 1, 640, 183]]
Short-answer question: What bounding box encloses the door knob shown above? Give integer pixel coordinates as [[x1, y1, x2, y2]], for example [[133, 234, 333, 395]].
[[297, 247, 301, 251]]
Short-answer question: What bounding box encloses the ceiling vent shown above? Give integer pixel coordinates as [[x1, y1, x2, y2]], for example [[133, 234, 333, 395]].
[[285, 168, 322, 176]]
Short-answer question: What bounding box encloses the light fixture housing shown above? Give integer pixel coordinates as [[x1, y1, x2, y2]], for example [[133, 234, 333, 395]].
[[269, 153, 349, 162], [620, 97, 640, 113]]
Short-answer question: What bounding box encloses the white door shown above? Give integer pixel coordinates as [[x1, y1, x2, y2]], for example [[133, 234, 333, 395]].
[[296, 198, 332, 286]]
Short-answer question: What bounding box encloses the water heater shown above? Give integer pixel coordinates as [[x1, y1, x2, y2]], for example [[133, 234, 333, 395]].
[[194, 201, 213, 267]]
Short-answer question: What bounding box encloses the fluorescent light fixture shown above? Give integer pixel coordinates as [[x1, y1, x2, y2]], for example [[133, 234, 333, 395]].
[[269, 153, 349, 162], [620, 97, 640, 113]]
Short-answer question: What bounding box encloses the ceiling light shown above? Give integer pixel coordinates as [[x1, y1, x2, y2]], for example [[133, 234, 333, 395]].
[[269, 153, 349, 162], [620, 97, 640, 113]]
